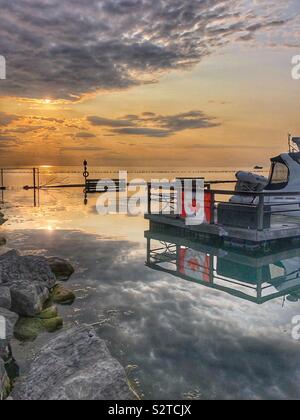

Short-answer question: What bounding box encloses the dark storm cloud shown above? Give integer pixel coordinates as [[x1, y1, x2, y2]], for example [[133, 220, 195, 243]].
[[0, 111, 20, 126], [0, 134, 19, 149], [1, 125, 50, 134], [87, 110, 219, 137], [74, 132, 96, 139], [0, 0, 293, 100], [87, 116, 136, 128], [114, 127, 172, 138]]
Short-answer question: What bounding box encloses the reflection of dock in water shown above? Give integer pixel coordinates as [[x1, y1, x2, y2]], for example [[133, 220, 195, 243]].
[[145, 226, 300, 305]]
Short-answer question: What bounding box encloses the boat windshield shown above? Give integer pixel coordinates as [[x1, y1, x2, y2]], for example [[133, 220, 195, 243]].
[[265, 161, 289, 190]]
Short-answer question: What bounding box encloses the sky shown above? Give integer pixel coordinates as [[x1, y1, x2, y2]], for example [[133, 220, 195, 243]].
[[0, 0, 300, 168]]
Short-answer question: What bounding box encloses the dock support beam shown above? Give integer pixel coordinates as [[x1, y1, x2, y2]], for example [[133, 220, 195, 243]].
[[258, 195, 265, 231]]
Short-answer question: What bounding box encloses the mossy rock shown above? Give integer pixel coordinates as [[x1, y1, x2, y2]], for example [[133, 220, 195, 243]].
[[51, 285, 75, 305], [14, 315, 63, 341], [47, 257, 75, 281], [42, 317, 63, 333], [14, 318, 44, 341], [38, 306, 58, 320]]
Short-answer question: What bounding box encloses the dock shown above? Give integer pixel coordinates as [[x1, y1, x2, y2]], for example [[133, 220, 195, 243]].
[[145, 226, 300, 305], [145, 214, 300, 248], [145, 183, 300, 250]]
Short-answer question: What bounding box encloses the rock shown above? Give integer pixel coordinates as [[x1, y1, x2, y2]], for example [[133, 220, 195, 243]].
[[14, 314, 63, 341], [38, 306, 58, 320], [10, 282, 49, 317], [51, 285, 75, 305], [0, 358, 10, 400], [12, 326, 135, 400], [0, 236, 6, 246], [42, 317, 63, 333], [47, 257, 74, 281], [14, 316, 63, 341], [0, 250, 56, 289], [0, 287, 11, 310], [0, 250, 57, 317], [14, 318, 44, 341]]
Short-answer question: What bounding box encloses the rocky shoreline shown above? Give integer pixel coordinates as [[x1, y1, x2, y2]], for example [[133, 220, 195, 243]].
[[0, 228, 135, 400]]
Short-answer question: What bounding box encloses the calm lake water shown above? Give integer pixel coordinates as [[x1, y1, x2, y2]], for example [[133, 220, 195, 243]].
[[1, 166, 300, 400]]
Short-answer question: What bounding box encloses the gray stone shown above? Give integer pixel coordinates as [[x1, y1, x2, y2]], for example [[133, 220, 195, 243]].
[[10, 282, 49, 317], [0, 250, 56, 289], [0, 251, 56, 316], [0, 287, 11, 310], [12, 325, 135, 400], [47, 257, 74, 281]]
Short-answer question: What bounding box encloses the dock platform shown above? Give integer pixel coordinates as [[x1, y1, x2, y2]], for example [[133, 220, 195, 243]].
[[145, 214, 300, 249]]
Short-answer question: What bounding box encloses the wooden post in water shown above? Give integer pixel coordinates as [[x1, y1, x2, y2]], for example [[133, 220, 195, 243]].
[[33, 168, 37, 207], [147, 183, 151, 215]]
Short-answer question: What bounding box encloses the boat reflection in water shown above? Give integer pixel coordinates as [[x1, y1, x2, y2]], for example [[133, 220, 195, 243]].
[[145, 226, 300, 305]]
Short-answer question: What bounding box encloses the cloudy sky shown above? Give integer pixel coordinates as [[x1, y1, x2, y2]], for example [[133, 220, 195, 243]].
[[0, 0, 300, 167]]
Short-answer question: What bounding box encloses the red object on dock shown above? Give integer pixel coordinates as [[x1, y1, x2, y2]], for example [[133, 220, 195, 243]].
[[178, 248, 211, 282], [181, 191, 212, 223]]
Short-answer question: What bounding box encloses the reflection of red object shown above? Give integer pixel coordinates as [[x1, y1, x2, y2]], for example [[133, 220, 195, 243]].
[[178, 248, 211, 282], [181, 191, 211, 223]]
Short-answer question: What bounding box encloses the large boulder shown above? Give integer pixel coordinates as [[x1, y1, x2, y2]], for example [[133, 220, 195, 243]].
[[10, 282, 49, 317], [12, 326, 135, 400], [0, 251, 56, 289], [0, 287, 11, 310], [0, 251, 57, 316], [47, 257, 74, 281]]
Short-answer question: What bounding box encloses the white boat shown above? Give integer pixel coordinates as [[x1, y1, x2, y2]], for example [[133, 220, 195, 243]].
[[230, 136, 300, 215]]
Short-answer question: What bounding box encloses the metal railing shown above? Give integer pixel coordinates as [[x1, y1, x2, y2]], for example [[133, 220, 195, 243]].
[[146, 179, 300, 232], [146, 236, 300, 304]]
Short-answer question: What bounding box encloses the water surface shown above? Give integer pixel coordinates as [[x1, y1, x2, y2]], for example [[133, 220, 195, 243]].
[[1, 167, 300, 400]]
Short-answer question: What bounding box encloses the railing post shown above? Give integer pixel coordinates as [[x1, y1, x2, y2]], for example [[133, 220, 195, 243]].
[[33, 168, 37, 207], [258, 194, 264, 231], [210, 192, 215, 225]]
